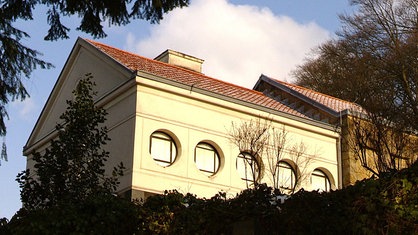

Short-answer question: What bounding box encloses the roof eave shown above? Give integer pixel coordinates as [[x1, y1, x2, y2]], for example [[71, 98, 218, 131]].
[[137, 71, 339, 133], [257, 75, 343, 117]]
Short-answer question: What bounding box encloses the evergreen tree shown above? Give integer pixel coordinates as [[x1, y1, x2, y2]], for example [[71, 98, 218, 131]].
[[0, 0, 189, 138], [17, 74, 124, 210], [0, 14, 53, 136]]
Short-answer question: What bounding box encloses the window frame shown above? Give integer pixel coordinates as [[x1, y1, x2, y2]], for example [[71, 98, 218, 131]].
[[194, 142, 220, 176], [149, 131, 177, 167], [236, 152, 260, 182], [277, 161, 296, 190], [311, 169, 331, 192]]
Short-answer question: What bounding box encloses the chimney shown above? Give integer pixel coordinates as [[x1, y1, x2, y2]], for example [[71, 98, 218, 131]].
[[154, 49, 204, 73]]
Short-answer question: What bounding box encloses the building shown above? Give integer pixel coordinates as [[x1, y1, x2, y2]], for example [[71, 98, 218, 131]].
[[254, 75, 371, 186], [23, 38, 343, 200]]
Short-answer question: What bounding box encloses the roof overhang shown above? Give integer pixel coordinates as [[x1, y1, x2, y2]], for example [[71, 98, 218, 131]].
[[137, 70, 340, 134]]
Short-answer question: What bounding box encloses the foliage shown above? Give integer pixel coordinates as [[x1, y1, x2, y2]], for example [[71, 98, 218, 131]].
[[0, 11, 53, 136], [0, 74, 135, 234], [155, 164, 418, 234], [175, 185, 281, 234], [269, 163, 418, 234], [0, 0, 189, 139], [4, 163, 418, 234], [149, 163, 418, 234], [0, 141, 7, 165], [16, 74, 124, 211], [293, 0, 418, 176], [2, 0, 189, 41], [295, 0, 417, 126], [2, 194, 140, 235]]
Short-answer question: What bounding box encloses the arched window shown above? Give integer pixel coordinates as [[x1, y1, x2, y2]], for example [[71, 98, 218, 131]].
[[236, 152, 260, 182], [311, 169, 331, 192], [149, 131, 177, 167], [194, 142, 220, 176], [278, 161, 296, 190]]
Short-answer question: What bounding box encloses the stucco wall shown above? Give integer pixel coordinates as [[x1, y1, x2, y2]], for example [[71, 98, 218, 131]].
[[24, 41, 342, 200], [129, 76, 340, 198]]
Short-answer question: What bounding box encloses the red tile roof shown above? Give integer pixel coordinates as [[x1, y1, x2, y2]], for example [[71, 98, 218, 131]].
[[85, 39, 311, 119], [271, 78, 363, 114]]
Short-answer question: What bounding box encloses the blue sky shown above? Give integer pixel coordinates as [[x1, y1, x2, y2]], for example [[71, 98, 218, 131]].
[[0, 0, 353, 219]]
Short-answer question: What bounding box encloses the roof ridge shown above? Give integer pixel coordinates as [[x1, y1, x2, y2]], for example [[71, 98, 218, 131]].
[[85, 38, 169, 70], [85, 38, 264, 96]]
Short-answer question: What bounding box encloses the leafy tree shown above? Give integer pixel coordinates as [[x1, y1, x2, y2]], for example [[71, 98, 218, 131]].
[[141, 164, 418, 234], [2, 194, 141, 235], [293, 0, 418, 175], [17, 74, 124, 210], [1, 74, 133, 234], [0, 0, 189, 139]]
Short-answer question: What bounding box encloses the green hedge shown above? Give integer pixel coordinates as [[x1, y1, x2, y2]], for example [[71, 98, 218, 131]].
[[3, 162, 418, 234], [138, 162, 418, 234]]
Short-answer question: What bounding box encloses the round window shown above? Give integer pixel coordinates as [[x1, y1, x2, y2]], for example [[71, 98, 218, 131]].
[[194, 142, 220, 176], [236, 152, 260, 182], [149, 131, 177, 167]]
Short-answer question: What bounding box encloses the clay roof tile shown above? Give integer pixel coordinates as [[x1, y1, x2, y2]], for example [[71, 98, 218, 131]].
[[272, 78, 363, 113], [85, 39, 312, 119]]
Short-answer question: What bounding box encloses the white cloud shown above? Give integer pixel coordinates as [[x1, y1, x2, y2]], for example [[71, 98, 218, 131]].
[[125, 0, 330, 88], [10, 98, 37, 120]]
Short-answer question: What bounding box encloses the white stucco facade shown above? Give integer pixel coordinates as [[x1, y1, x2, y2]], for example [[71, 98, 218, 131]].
[[24, 38, 341, 199]]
